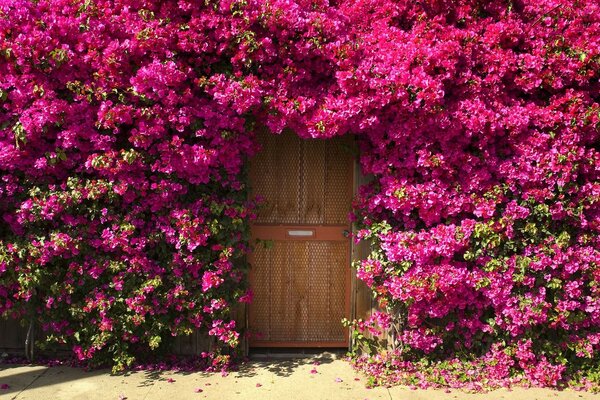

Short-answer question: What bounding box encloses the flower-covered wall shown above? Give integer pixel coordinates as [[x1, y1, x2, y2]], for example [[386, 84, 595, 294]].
[[344, 0, 600, 388], [0, 0, 599, 386], [0, 0, 262, 370]]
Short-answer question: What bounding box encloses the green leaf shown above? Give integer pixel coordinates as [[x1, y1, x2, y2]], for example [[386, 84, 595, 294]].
[[12, 121, 26, 148]]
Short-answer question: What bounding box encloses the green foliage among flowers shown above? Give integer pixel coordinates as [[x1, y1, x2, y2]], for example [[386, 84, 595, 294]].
[[0, 0, 599, 388]]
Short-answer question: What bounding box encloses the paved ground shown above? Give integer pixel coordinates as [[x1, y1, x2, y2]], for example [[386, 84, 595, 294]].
[[0, 353, 598, 400]]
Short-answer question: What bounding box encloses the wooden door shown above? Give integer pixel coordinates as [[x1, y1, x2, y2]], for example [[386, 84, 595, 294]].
[[248, 130, 354, 347]]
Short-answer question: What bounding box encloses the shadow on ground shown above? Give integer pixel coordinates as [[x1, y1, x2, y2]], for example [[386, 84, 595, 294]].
[[235, 351, 339, 378], [135, 368, 215, 388], [1, 350, 344, 396]]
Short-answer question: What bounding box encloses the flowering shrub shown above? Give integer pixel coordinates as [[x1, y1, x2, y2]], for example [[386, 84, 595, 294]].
[[344, 0, 600, 389], [0, 0, 599, 386], [0, 0, 261, 370]]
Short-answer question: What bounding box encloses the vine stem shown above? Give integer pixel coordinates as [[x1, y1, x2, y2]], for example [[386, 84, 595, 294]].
[[25, 318, 35, 362]]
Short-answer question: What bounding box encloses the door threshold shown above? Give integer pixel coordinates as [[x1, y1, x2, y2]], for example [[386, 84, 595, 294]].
[[249, 347, 347, 360]]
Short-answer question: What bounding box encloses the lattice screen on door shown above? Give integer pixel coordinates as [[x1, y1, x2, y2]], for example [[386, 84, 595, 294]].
[[250, 130, 353, 226], [251, 241, 348, 342], [249, 129, 353, 346]]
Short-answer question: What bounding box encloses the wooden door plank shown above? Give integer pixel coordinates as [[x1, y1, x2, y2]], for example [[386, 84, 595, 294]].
[[307, 241, 330, 341], [275, 131, 301, 224], [269, 241, 290, 341], [250, 244, 271, 342], [329, 241, 348, 341], [251, 131, 278, 223], [324, 139, 353, 225], [290, 241, 309, 341], [302, 139, 325, 224]]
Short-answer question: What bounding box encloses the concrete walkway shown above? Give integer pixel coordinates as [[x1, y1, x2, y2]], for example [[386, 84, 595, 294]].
[[0, 353, 598, 400]]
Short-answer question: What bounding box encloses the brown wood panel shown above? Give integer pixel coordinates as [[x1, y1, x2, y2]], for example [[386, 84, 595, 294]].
[[251, 132, 278, 224], [174, 332, 195, 355], [1, 317, 219, 358], [276, 132, 302, 224], [302, 140, 326, 224], [0, 317, 26, 352], [230, 302, 247, 355], [249, 241, 271, 341], [250, 240, 350, 346], [353, 239, 375, 322], [325, 139, 354, 225], [173, 331, 215, 356], [249, 129, 354, 348], [251, 130, 354, 226], [291, 241, 310, 341], [329, 242, 349, 341], [351, 170, 378, 349], [271, 241, 291, 341], [307, 242, 330, 341]]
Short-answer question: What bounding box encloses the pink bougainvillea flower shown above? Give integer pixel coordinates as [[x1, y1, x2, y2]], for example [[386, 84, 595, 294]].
[[166, 378, 175, 383], [310, 369, 318, 374], [1, 384, 9, 390], [0, 0, 597, 390], [194, 388, 203, 393], [335, 378, 343, 383], [255, 383, 262, 387], [117, 394, 126, 400]]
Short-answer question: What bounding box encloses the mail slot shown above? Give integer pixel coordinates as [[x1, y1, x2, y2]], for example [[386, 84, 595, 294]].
[[287, 229, 315, 237]]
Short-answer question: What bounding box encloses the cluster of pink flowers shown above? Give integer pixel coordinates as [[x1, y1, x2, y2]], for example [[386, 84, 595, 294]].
[[0, 0, 263, 370], [0, 0, 599, 385], [343, 0, 600, 389]]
